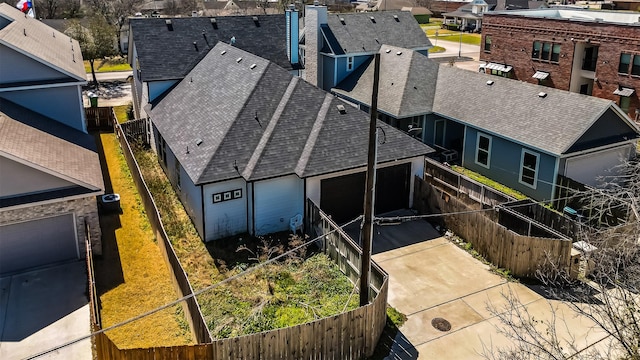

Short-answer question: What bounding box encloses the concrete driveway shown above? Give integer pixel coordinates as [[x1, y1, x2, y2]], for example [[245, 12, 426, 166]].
[[0, 262, 92, 360], [369, 219, 611, 359]]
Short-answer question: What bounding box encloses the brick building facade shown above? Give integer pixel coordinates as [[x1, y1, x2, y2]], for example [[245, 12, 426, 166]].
[[480, 9, 640, 121]]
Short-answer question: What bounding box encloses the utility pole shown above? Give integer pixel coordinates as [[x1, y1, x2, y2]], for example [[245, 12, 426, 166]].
[[360, 53, 380, 306]]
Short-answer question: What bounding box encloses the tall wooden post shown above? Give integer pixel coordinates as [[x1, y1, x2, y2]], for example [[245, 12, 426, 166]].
[[360, 53, 381, 306]]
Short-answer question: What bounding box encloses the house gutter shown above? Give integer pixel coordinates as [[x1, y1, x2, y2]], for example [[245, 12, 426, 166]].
[[0, 191, 104, 212]]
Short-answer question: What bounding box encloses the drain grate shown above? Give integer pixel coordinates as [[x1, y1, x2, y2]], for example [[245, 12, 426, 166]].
[[431, 317, 451, 332]]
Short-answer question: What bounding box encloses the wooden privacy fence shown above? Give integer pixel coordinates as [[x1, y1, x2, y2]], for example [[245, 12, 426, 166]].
[[425, 157, 515, 207], [85, 224, 101, 330], [114, 123, 212, 344], [414, 176, 572, 277], [95, 126, 388, 360], [86, 106, 115, 131], [120, 118, 149, 145], [306, 199, 388, 302], [506, 199, 581, 240]]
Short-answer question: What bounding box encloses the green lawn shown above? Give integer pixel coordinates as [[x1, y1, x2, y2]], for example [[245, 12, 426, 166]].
[[451, 165, 528, 200], [429, 46, 446, 53], [421, 25, 482, 46], [84, 58, 132, 73]]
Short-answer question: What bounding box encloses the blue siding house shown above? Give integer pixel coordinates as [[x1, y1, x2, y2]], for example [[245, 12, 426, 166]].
[[333, 46, 640, 201], [302, 5, 432, 91]]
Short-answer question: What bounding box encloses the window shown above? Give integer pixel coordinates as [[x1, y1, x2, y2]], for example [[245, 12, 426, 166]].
[[532, 41, 560, 63], [475, 133, 492, 168], [551, 44, 561, 62], [484, 35, 492, 52], [633, 55, 640, 76], [157, 133, 167, 167], [519, 150, 539, 188], [619, 53, 631, 74], [175, 160, 181, 189], [532, 41, 541, 59], [347, 56, 354, 71]]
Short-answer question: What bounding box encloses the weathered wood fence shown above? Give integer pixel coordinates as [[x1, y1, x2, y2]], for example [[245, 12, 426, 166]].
[[425, 157, 515, 207], [415, 176, 572, 277], [86, 106, 115, 131], [93, 125, 389, 360], [120, 118, 149, 144], [85, 224, 101, 330], [114, 123, 212, 344], [506, 199, 581, 240]]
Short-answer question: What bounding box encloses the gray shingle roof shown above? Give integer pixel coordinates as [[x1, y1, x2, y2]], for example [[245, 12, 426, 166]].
[[0, 4, 85, 81], [130, 14, 295, 82], [0, 99, 103, 192], [151, 42, 433, 185], [332, 45, 439, 118], [324, 10, 431, 54], [433, 65, 623, 155]]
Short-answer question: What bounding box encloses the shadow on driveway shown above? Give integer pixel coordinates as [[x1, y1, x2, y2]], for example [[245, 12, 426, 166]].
[[342, 209, 442, 254], [0, 262, 91, 359]]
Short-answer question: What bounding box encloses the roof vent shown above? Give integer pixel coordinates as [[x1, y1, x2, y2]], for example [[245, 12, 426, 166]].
[[370, 16, 376, 23], [393, 14, 399, 22], [165, 19, 173, 31], [230, 36, 236, 45], [193, 41, 198, 51], [211, 18, 218, 29], [337, 104, 347, 114], [221, 50, 226, 55], [252, 16, 260, 26], [195, 138, 203, 146], [486, 80, 494, 85], [385, 49, 391, 53], [202, 31, 209, 45], [23, 28, 26, 36], [538, 92, 547, 98], [250, 63, 257, 69], [236, 57, 243, 63], [313, 0, 320, 5], [396, 51, 402, 55], [340, 17, 345, 25]]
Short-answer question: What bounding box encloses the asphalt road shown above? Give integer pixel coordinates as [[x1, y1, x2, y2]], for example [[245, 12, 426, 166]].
[[86, 70, 132, 82]]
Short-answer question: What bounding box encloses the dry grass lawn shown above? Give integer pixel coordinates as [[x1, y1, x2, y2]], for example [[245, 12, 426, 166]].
[[95, 132, 193, 348]]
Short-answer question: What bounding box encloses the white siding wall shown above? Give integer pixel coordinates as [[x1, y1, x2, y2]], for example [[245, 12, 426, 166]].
[[563, 144, 634, 187], [203, 178, 248, 241], [253, 175, 304, 236], [306, 157, 424, 207]]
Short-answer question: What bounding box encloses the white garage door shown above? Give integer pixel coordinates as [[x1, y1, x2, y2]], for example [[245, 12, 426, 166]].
[[0, 214, 78, 275]]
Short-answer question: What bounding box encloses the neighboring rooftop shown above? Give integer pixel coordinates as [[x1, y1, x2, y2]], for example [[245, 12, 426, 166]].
[[433, 65, 638, 155], [129, 14, 296, 82], [323, 10, 431, 55], [0, 3, 85, 81], [150, 42, 434, 185], [0, 99, 104, 193], [490, 7, 640, 24], [333, 45, 439, 118]]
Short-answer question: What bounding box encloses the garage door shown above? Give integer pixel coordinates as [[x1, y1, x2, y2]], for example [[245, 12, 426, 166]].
[[0, 214, 78, 275], [320, 163, 411, 224]]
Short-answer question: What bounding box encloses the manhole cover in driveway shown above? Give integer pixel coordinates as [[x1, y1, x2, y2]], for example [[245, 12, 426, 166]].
[[431, 317, 451, 332]]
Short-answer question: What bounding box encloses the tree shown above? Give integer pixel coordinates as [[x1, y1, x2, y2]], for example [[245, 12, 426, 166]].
[[483, 159, 640, 360], [66, 15, 117, 87]]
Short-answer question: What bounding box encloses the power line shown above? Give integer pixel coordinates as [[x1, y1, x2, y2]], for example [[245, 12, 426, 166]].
[[24, 215, 363, 360]]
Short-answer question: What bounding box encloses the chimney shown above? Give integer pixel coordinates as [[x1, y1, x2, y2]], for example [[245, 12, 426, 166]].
[[286, 5, 299, 65], [304, 3, 328, 88]]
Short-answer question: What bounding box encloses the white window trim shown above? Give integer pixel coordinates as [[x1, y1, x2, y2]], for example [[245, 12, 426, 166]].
[[347, 56, 354, 71], [519, 149, 540, 189], [475, 132, 492, 169]]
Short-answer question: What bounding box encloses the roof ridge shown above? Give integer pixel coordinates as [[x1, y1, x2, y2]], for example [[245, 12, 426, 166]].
[[295, 93, 333, 177], [242, 76, 299, 180]]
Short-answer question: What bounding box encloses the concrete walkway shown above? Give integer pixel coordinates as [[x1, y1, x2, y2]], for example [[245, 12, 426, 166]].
[[370, 220, 612, 359], [0, 262, 92, 360]]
